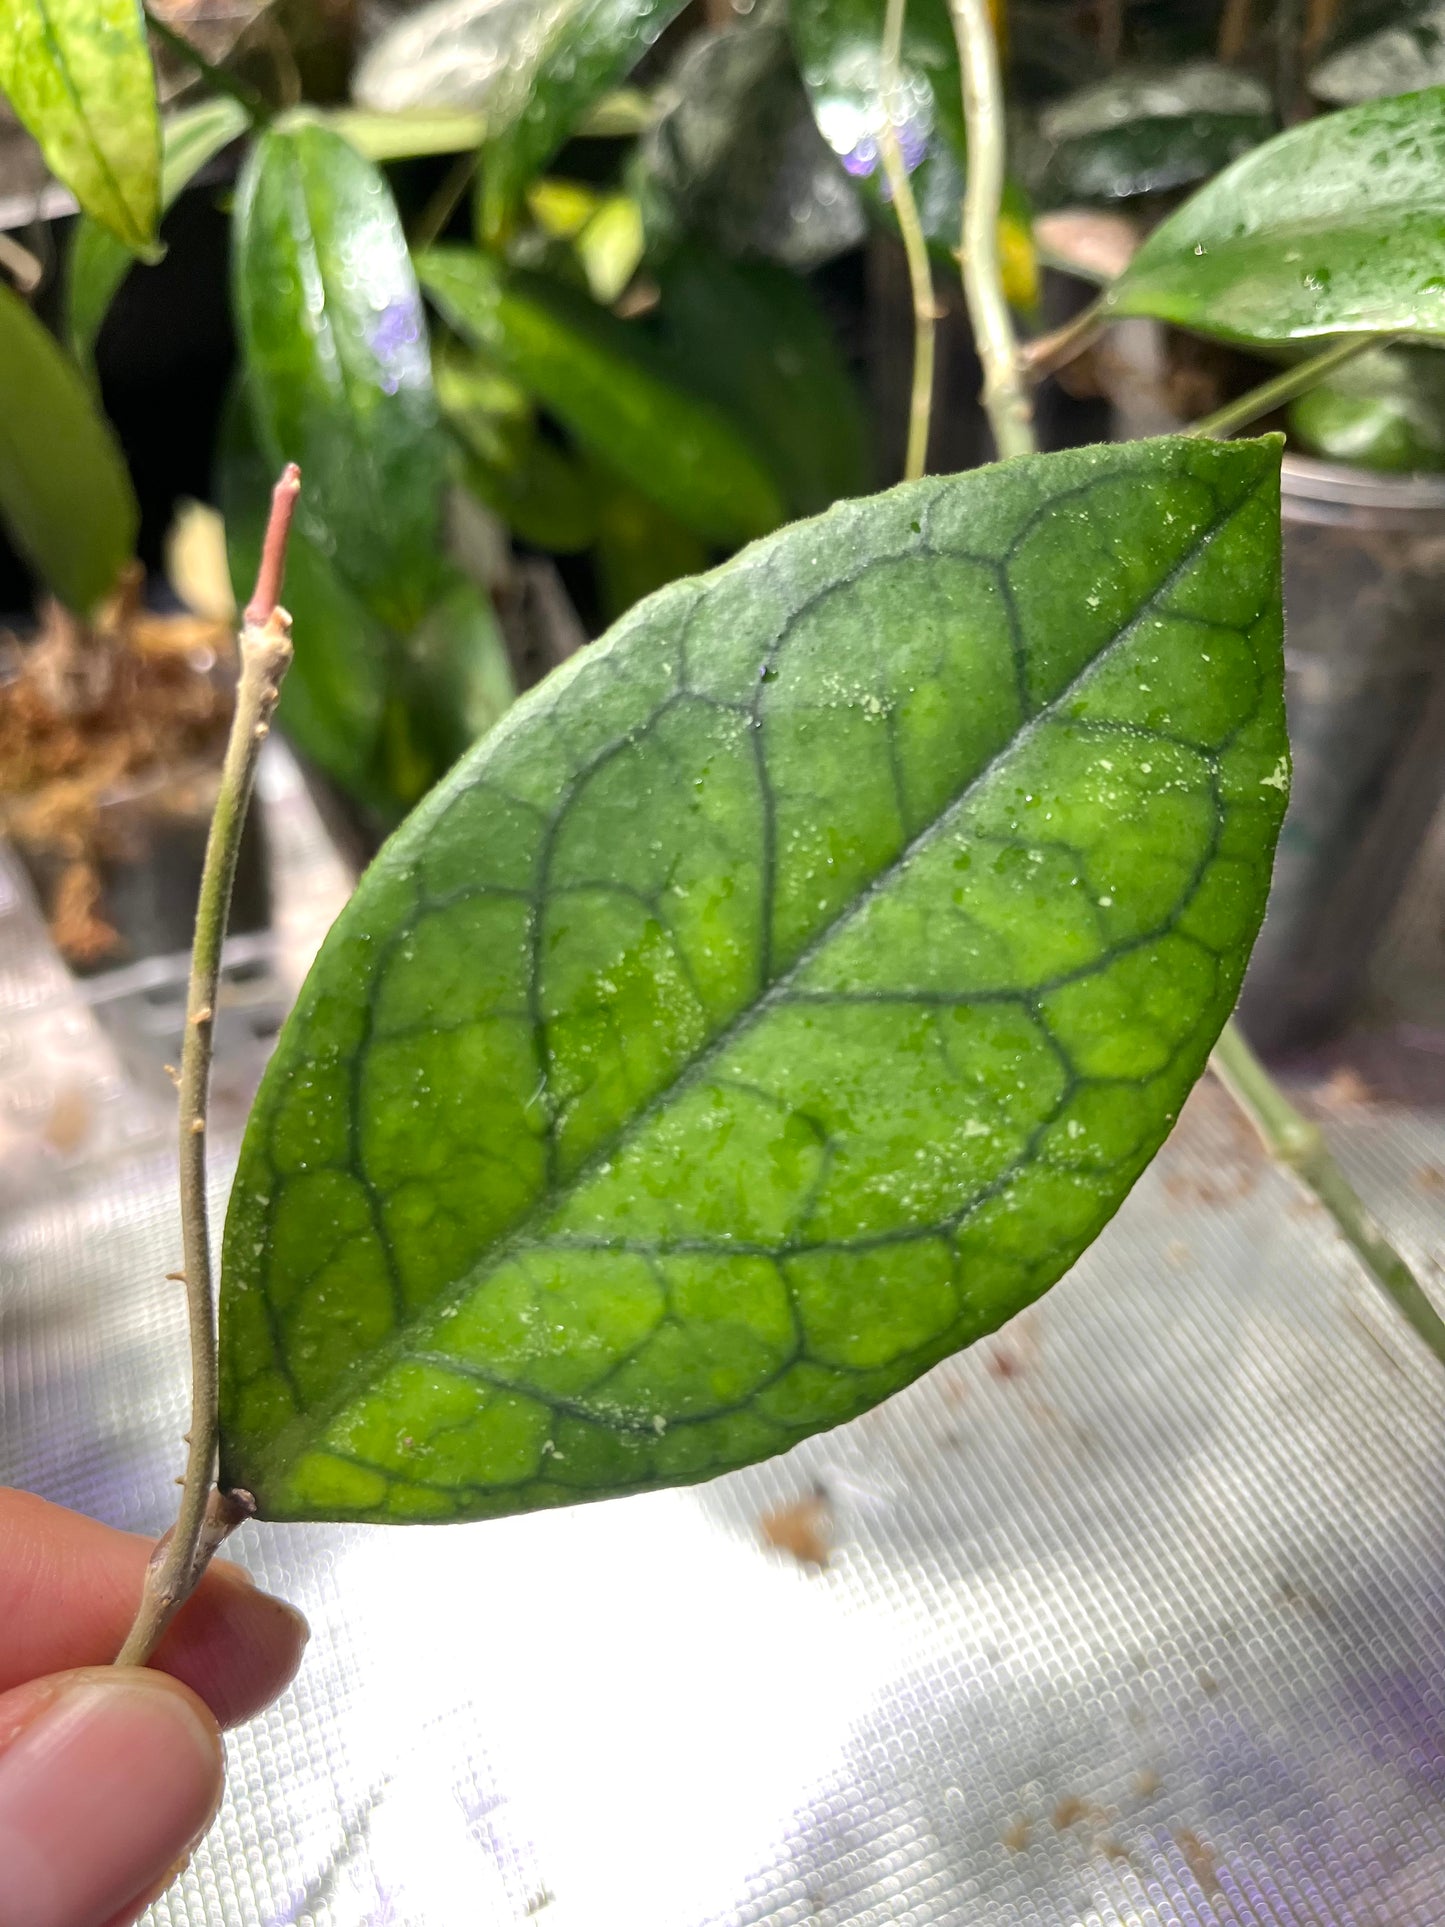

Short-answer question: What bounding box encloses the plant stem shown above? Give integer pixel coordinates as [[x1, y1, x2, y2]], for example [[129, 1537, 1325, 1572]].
[[1304, 0, 1342, 57], [144, 8, 272, 126], [947, 0, 1036, 460], [1186, 334, 1390, 441], [1023, 298, 1105, 382], [115, 465, 300, 1669], [1097, 0, 1124, 63], [878, 0, 937, 481], [409, 149, 481, 252], [1211, 1022, 1445, 1370], [1217, 0, 1253, 64]]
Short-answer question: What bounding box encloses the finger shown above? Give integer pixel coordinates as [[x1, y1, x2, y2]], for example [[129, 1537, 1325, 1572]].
[[0, 1488, 308, 1728], [0, 1666, 223, 1927]]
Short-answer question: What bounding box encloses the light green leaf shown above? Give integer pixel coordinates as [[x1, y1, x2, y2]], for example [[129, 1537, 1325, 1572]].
[[321, 106, 487, 161], [67, 97, 248, 372], [1287, 341, 1445, 470], [0, 0, 160, 251], [233, 118, 450, 634], [419, 245, 785, 544], [219, 434, 1288, 1525], [0, 279, 137, 612], [1311, 1, 1445, 105], [1106, 86, 1445, 345]]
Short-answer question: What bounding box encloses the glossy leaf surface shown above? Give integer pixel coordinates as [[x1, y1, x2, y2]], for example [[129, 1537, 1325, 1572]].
[[0, 280, 137, 612], [478, 0, 689, 241], [219, 435, 1288, 1524], [68, 98, 248, 371], [1311, 1, 1445, 104], [234, 120, 448, 634], [1287, 342, 1445, 470], [419, 246, 784, 543], [0, 0, 160, 250], [1107, 86, 1445, 344], [1033, 64, 1272, 205]]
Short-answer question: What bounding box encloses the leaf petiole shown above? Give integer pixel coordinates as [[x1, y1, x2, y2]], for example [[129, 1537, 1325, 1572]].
[[1186, 334, 1393, 441]]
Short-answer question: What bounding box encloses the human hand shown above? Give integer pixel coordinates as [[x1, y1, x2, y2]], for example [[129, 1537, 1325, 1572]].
[[0, 1488, 308, 1927]]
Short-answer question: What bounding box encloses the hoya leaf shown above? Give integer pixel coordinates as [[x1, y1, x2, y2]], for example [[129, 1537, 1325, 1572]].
[[0, 280, 137, 613], [1106, 86, 1445, 345], [1033, 64, 1273, 205], [233, 119, 449, 634], [1287, 341, 1445, 470], [219, 434, 1288, 1525], [590, 465, 707, 619], [418, 246, 784, 544], [477, 0, 689, 242], [322, 107, 488, 161], [653, 245, 869, 516], [1311, 1, 1445, 105], [67, 98, 248, 373], [0, 0, 160, 251]]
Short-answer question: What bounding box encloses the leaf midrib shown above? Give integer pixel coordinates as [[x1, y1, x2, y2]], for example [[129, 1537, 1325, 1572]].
[[248, 470, 1266, 1487]]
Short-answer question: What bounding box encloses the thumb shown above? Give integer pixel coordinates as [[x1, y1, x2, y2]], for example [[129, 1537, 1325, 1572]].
[[0, 1667, 224, 1927]]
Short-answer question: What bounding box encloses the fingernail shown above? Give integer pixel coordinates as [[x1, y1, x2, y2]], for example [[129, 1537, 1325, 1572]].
[[0, 1671, 223, 1927]]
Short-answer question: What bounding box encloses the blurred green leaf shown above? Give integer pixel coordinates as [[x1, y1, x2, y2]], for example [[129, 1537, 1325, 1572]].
[[653, 245, 868, 516], [591, 465, 706, 618], [221, 386, 394, 810], [1288, 342, 1445, 470], [419, 246, 785, 544], [233, 118, 449, 633], [1033, 64, 1273, 205], [67, 97, 248, 373], [478, 0, 689, 242], [439, 344, 599, 552], [0, 0, 160, 251], [406, 573, 517, 750], [633, 8, 865, 271], [1311, 1, 1445, 105], [0, 280, 137, 613], [322, 106, 488, 160], [1107, 86, 1445, 345]]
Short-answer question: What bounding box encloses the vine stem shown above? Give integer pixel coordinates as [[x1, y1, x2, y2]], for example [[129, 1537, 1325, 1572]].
[[1022, 299, 1105, 382], [945, 0, 1036, 459], [1185, 334, 1389, 441], [1211, 1024, 1445, 1369], [878, 0, 937, 481], [115, 464, 300, 1669], [943, 0, 1445, 1374]]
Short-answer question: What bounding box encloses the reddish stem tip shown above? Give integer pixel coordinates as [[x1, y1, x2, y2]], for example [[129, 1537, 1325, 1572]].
[[243, 462, 302, 628]]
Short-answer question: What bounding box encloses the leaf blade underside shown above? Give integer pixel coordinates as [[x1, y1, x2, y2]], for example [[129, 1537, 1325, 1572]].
[[220, 436, 1287, 1525]]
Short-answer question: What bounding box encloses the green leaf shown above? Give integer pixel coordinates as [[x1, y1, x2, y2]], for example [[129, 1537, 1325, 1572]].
[[631, 8, 865, 272], [1032, 64, 1273, 206], [67, 97, 248, 372], [404, 573, 517, 754], [219, 434, 1288, 1525], [0, 0, 160, 251], [1287, 341, 1445, 470], [320, 107, 487, 161], [590, 465, 707, 619], [477, 0, 689, 243], [220, 387, 395, 812], [1311, 1, 1445, 106], [1106, 86, 1445, 346], [790, 0, 968, 256], [653, 244, 869, 517], [0, 280, 137, 612], [233, 119, 450, 634], [419, 246, 785, 544]]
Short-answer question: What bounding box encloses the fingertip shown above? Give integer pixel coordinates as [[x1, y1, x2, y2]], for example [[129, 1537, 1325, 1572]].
[[156, 1562, 310, 1730]]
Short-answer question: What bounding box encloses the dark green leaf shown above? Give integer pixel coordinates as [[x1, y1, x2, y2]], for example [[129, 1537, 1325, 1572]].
[[1106, 86, 1445, 345], [1032, 64, 1273, 206], [233, 119, 449, 633], [452, 425, 600, 555], [0, 0, 160, 251], [221, 387, 395, 812], [790, 0, 968, 257], [653, 245, 869, 515], [590, 466, 706, 618], [1287, 341, 1445, 470], [1311, 1, 1445, 105], [219, 434, 1288, 1525], [67, 98, 248, 372], [477, 0, 689, 242], [0, 280, 137, 612], [419, 246, 784, 543], [405, 574, 517, 752], [631, 9, 865, 271]]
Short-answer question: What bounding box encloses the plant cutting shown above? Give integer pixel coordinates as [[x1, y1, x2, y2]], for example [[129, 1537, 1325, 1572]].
[[3, 1, 1445, 1919]]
